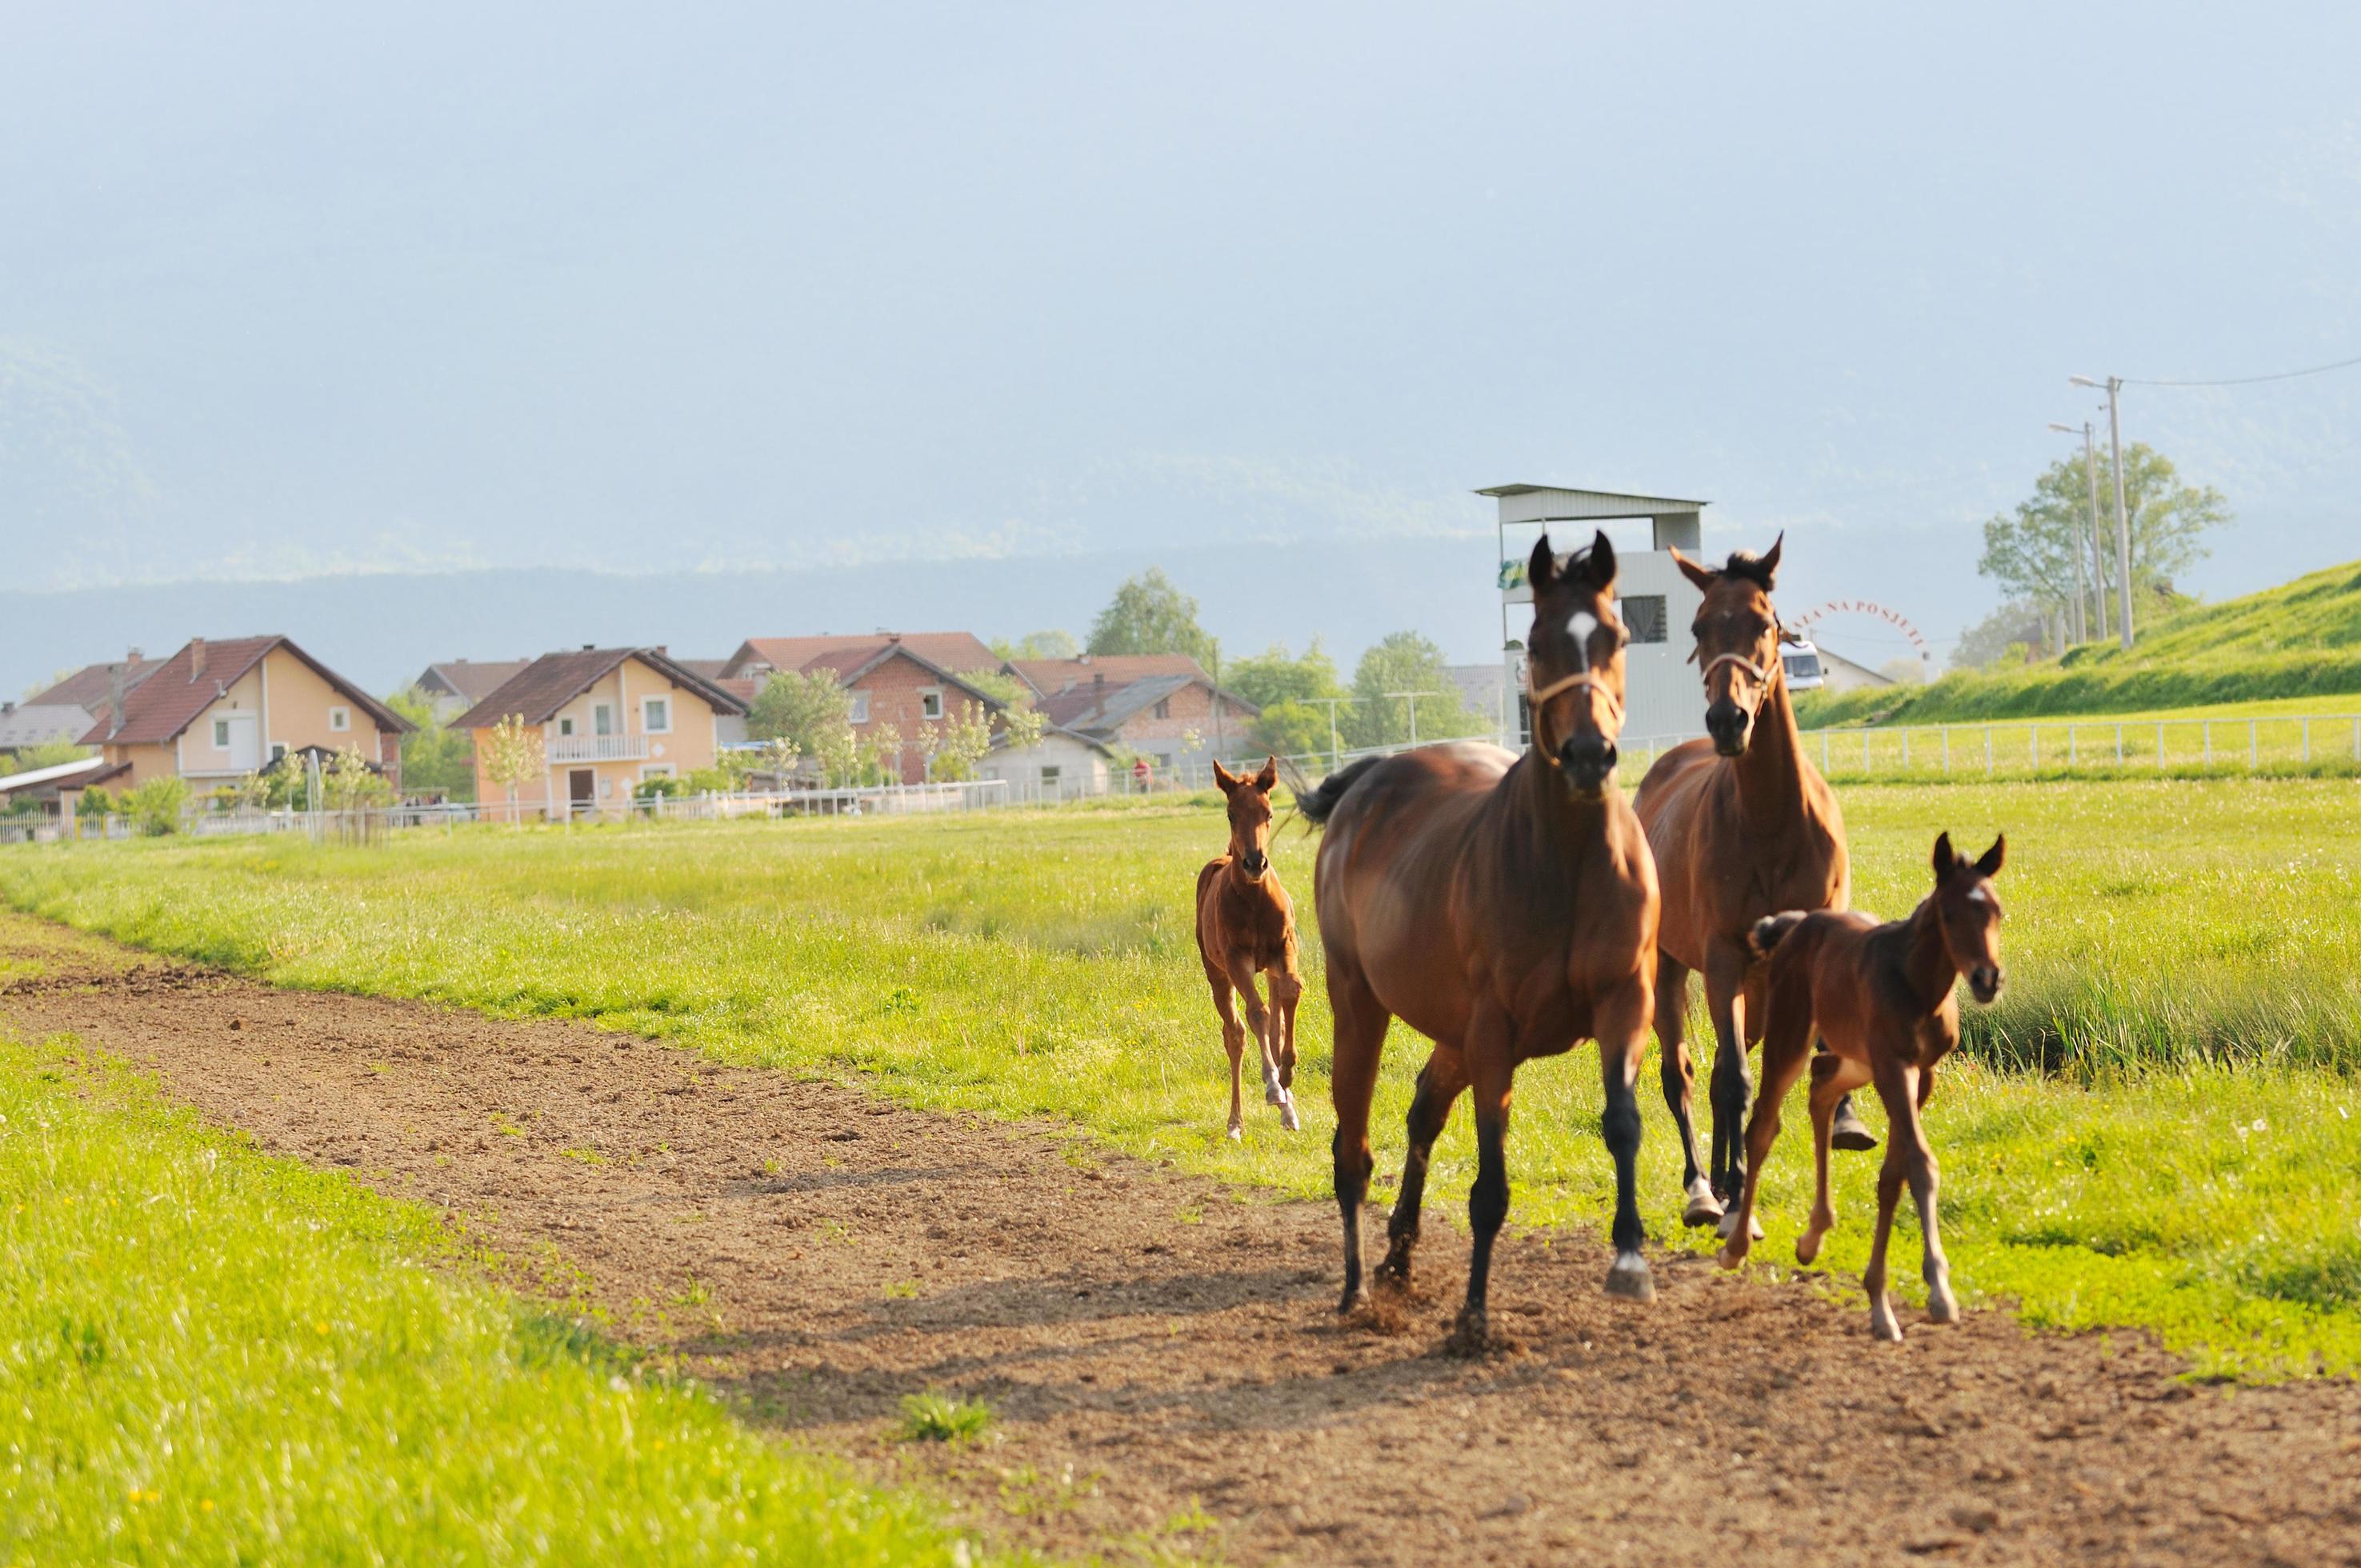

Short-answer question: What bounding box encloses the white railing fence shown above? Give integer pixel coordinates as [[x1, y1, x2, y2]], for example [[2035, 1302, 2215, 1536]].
[[1787, 713, 2361, 778]]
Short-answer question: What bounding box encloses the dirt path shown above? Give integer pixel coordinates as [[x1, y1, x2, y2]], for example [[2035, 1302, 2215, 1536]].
[[7, 942, 2359, 1566]]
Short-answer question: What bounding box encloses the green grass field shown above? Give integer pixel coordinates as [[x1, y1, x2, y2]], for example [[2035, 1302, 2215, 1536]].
[[1793, 557, 2361, 727], [0, 955, 993, 1565], [5, 778, 2359, 1386]]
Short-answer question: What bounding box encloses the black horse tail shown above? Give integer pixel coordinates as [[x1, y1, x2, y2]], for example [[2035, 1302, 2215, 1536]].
[[1748, 910, 1811, 962], [1296, 755, 1385, 828]]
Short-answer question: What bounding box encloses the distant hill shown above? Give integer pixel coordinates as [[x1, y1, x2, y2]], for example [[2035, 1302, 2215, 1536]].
[[1796, 558, 2361, 726]]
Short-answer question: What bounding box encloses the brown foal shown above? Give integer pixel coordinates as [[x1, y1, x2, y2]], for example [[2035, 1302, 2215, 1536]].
[[1302, 531, 1660, 1343], [1634, 536, 1860, 1231], [1719, 832, 2007, 1342], [1195, 756, 1304, 1140]]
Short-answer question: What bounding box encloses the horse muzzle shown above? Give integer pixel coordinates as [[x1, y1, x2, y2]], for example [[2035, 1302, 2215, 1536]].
[[1240, 851, 1270, 878], [1558, 736, 1618, 799], [1968, 966, 2003, 1003], [1706, 699, 1753, 758]]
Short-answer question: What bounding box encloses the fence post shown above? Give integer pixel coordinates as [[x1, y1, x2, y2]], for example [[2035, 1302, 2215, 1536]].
[[2068, 724, 2076, 766], [2250, 721, 2258, 768], [2203, 722, 2211, 765], [2156, 722, 2164, 767], [2302, 718, 2311, 763], [1821, 732, 1830, 773], [1942, 726, 1951, 773], [2030, 725, 2038, 770], [1984, 726, 1992, 773], [2115, 722, 2123, 763]]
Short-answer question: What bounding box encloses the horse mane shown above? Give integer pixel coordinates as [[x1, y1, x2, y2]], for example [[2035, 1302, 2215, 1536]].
[[1296, 755, 1384, 827], [1722, 550, 1777, 590]]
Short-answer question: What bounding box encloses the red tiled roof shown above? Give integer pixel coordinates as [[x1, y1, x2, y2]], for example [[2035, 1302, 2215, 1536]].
[[450, 647, 750, 730], [79, 637, 409, 746], [28, 657, 161, 711], [727, 632, 998, 683]]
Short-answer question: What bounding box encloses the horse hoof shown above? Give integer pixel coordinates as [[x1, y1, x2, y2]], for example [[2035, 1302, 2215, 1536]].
[[1681, 1181, 1724, 1228], [1927, 1286, 1960, 1325], [1795, 1233, 1824, 1266], [1339, 1285, 1370, 1316], [1280, 1102, 1301, 1132], [1715, 1210, 1765, 1242], [1831, 1106, 1879, 1153], [1446, 1310, 1490, 1355], [1870, 1303, 1904, 1342], [1603, 1251, 1655, 1303], [1716, 1242, 1747, 1271], [1226, 1124, 1243, 1143]]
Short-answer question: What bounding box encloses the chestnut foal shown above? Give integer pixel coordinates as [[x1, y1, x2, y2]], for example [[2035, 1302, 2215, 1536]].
[[1195, 757, 1305, 1140], [1719, 832, 2007, 1342]]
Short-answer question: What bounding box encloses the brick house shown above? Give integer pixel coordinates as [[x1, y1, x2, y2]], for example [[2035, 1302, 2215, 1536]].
[[77, 636, 410, 791], [453, 646, 749, 821], [1002, 654, 1260, 779], [718, 632, 1006, 783]]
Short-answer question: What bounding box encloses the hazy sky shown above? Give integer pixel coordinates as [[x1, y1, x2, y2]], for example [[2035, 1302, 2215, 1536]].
[[4, 2, 2356, 664]]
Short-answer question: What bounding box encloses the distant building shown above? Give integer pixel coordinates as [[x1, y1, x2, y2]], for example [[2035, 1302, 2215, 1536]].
[[1815, 646, 1896, 693], [719, 632, 1005, 783], [9, 653, 163, 757], [79, 636, 410, 791], [411, 659, 535, 722], [1000, 654, 1260, 778]]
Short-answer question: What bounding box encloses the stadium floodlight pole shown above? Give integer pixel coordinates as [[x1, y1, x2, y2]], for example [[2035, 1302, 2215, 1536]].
[[2071, 374, 2135, 648], [2047, 421, 2105, 643], [1385, 690, 1437, 749]]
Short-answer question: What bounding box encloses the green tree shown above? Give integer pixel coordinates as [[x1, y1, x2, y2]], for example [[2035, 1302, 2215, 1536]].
[[123, 775, 189, 836], [1226, 640, 1344, 710], [1347, 632, 1481, 748], [385, 686, 474, 800], [5, 737, 91, 772], [989, 630, 1078, 661], [1979, 443, 2231, 630], [748, 670, 854, 756], [1085, 568, 1217, 665], [480, 714, 543, 823]]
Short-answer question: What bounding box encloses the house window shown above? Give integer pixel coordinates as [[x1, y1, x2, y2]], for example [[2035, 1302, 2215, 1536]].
[[1154, 752, 1174, 770], [1623, 594, 1670, 645], [1039, 765, 1061, 786], [640, 763, 674, 781], [329, 706, 350, 732], [848, 692, 871, 725], [559, 716, 576, 737], [1154, 698, 1171, 719], [642, 697, 671, 734], [919, 688, 943, 721], [270, 743, 287, 762], [594, 704, 614, 737], [212, 718, 230, 749]]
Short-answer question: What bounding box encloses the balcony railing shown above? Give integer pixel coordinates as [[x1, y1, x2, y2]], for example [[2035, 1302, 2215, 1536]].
[[546, 734, 650, 763]]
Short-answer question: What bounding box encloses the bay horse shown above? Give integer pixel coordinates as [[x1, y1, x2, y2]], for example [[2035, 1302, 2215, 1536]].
[[1719, 832, 2007, 1342], [1195, 756, 1304, 1139], [1633, 536, 1865, 1233], [1301, 530, 1659, 1346]]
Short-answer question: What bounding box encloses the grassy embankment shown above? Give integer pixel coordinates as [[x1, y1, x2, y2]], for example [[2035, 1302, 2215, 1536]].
[[0, 929, 997, 1566], [1794, 557, 2361, 731], [4, 779, 2359, 1382]]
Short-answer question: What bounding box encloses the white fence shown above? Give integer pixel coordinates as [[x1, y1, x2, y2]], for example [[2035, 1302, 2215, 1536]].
[[1776, 713, 2361, 778]]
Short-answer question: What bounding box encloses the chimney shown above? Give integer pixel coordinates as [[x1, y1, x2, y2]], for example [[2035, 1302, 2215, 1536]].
[[189, 638, 207, 680], [108, 662, 128, 738], [582, 643, 595, 651], [127, 646, 142, 662]]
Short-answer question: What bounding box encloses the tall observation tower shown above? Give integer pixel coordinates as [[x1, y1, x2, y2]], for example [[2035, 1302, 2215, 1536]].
[[1479, 482, 1713, 751]]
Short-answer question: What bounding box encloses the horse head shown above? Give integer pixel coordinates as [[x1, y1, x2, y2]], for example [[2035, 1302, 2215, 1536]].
[[1213, 754, 1279, 878], [1931, 830, 2007, 1002], [1525, 529, 1629, 800], [1671, 534, 1787, 758]]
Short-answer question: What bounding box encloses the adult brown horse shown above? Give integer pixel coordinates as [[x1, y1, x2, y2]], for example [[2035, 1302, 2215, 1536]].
[[1195, 756, 1304, 1139], [1301, 530, 1659, 1345], [1634, 537, 1867, 1230]]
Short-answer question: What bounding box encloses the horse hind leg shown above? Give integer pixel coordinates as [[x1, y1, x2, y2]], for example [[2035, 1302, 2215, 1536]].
[[1379, 1046, 1467, 1290], [1328, 966, 1388, 1314]]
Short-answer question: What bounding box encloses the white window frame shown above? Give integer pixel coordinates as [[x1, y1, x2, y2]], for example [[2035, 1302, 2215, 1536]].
[[593, 703, 614, 737], [918, 687, 944, 721], [328, 706, 350, 733], [212, 718, 230, 749], [638, 762, 675, 781], [848, 692, 871, 725], [641, 697, 672, 734]]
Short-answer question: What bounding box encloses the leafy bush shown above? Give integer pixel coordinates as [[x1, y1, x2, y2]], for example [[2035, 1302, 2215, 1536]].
[[122, 777, 189, 836]]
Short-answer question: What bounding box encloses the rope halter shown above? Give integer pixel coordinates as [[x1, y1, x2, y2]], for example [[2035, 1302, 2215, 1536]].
[[1526, 667, 1623, 766], [1699, 650, 1772, 691]]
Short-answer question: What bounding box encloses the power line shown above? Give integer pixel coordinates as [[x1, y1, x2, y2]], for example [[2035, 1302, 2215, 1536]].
[[2123, 351, 2361, 388]]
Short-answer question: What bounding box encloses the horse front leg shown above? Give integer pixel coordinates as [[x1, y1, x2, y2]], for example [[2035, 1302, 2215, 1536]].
[[1380, 1046, 1467, 1290], [1655, 957, 1717, 1226], [1451, 1006, 1516, 1350], [1204, 965, 1247, 1141], [1595, 979, 1656, 1303], [1225, 950, 1292, 1129], [1273, 949, 1303, 1094], [1703, 942, 1759, 1230], [1327, 965, 1388, 1314]]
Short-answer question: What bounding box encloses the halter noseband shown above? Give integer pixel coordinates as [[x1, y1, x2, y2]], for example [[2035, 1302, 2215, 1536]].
[[1699, 651, 1771, 689], [1526, 668, 1623, 766]]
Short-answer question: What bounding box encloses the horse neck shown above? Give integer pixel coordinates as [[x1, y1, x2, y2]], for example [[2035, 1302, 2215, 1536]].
[[1734, 674, 1810, 834], [1507, 748, 1613, 860], [1899, 895, 1958, 1011]]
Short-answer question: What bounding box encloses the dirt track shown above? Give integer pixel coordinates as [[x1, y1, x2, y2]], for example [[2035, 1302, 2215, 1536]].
[[7, 939, 2360, 1566]]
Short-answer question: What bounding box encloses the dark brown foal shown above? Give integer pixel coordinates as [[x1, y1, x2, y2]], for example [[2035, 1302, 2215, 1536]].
[[1719, 832, 2007, 1342], [1195, 756, 1304, 1140]]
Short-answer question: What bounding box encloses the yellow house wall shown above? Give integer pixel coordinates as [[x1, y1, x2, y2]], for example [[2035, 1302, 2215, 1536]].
[[470, 657, 725, 819]]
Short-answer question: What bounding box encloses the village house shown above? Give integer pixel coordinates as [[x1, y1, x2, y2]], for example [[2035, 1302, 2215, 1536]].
[[410, 658, 534, 722], [718, 631, 1005, 783], [74, 636, 409, 792], [6, 653, 162, 763], [999, 654, 1260, 782], [452, 646, 748, 821]]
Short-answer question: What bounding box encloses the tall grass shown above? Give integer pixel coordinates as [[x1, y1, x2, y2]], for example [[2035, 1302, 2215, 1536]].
[[0, 1015, 987, 1566], [4, 780, 2359, 1376]]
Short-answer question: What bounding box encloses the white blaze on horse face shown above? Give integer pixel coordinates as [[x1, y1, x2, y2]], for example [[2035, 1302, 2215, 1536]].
[[1965, 886, 1991, 905], [1564, 610, 1598, 671]]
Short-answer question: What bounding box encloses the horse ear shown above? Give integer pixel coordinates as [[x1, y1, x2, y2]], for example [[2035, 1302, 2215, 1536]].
[[1759, 531, 1783, 587], [1671, 546, 1718, 593], [1527, 534, 1557, 594], [1582, 529, 1618, 589], [1254, 754, 1279, 793], [1976, 833, 2006, 877], [1932, 831, 1956, 877], [1211, 758, 1238, 794]]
